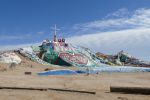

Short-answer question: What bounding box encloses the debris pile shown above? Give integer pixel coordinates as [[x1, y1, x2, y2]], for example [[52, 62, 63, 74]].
[[18, 47, 51, 65], [0, 52, 21, 64], [96, 50, 150, 67]]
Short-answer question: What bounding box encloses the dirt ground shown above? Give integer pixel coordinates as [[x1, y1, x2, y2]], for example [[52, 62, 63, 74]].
[[0, 54, 150, 100]]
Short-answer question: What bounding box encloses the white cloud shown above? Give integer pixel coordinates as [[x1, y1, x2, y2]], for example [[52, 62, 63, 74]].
[[67, 28, 150, 60], [72, 8, 150, 34], [0, 34, 32, 40], [37, 31, 45, 35], [0, 42, 40, 51], [67, 8, 150, 60], [105, 8, 130, 18]]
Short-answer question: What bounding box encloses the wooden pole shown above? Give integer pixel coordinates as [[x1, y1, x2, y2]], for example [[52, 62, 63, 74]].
[[110, 86, 150, 95], [0, 86, 96, 95], [48, 88, 96, 94]]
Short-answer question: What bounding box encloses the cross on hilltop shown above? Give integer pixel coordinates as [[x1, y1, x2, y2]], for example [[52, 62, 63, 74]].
[[51, 24, 60, 42]]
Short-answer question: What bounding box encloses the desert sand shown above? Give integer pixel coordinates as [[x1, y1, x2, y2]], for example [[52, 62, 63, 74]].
[[0, 54, 150, 100]]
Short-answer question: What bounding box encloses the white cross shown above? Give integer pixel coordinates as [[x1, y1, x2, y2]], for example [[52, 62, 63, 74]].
[[51, 24, 60, 36]]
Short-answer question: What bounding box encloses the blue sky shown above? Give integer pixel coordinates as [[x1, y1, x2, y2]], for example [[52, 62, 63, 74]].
[[0, 0, 150, 45]]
